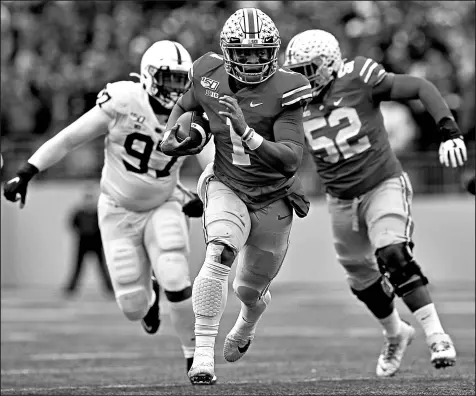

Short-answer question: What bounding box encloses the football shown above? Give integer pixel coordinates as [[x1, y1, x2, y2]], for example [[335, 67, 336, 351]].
[[175, 111, 211, 149]]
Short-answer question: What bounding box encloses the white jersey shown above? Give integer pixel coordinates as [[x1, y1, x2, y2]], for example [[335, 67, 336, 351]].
[[97, 81, 187, 212]]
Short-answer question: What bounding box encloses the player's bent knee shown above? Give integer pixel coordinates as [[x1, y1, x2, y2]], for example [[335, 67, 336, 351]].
[[155, 251, 191, 292], [351, 277, 394, 319], [116, 287, 149, 321], [165, 285, 192, 302], [376, 242, 429, 297], [234, 284, 260, 306], [206, 242, 236, 267]]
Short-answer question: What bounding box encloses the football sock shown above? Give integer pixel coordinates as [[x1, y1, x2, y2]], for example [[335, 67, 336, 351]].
[[168, 297, 196, 359], [378, 307, 402, 337], [192, 260, 230, 361], [231, 290, 271, 338], [413, 303, 445, 337]]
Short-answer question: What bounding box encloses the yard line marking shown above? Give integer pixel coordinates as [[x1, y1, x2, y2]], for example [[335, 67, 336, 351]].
[[29, 352, 144, 361]]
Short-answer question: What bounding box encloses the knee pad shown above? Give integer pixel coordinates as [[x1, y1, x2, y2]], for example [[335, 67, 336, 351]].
[[110, 240, 142, 284], [376, 242, 429, 297], [192, 276, 224, 317], [351, 277, 395, 319], [155, 252, 191, 292], [116, 287, 149, 321], [206, 242, 236, 267]]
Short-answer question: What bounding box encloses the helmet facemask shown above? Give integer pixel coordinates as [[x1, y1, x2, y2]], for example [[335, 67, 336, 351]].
[[221, 36, 280, 84], [145, 65, 190, 109], [287, 55, 336, 95]]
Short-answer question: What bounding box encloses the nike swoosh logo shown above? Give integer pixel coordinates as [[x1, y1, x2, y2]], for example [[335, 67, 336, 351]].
[[142, 323, 153, 332], [238, 340, 251, 353], [250, 102, 263, 107], [333, 98, 343, 106], [277, 214, 292, 220]]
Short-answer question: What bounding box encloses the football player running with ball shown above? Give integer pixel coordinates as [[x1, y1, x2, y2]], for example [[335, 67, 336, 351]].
[[284, 30, 466, 377], [3, 40, 209, 377], [160, 8, 312, 385]]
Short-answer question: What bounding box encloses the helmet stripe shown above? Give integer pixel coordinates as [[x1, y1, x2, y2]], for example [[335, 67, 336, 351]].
[[286, 35, 298, 63], [172, 42, 182, 65], [252, 8, 259, 38], [245, 8, 257, 38]]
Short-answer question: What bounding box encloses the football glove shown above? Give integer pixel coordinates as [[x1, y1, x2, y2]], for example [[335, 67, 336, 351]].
[[438, 117, 467, 168], [182, 193, 204, 218], [3, 162, 39, 208], [160, 124, 203, 157]]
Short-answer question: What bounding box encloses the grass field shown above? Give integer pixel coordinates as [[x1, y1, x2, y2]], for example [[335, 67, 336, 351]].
[[1, 280, 474, 395]]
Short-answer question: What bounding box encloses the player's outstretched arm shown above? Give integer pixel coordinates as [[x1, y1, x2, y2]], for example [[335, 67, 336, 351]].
[[374, 74, 467, 168], [3, 106, 110, 208], [219, 95, 304, 177]]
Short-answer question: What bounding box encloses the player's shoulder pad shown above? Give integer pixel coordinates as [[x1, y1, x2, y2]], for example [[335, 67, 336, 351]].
[[189, 52, 224, 82], [344, 56, 387, 87], [275, 67, 312, 108], [96, 80, 141, 115]]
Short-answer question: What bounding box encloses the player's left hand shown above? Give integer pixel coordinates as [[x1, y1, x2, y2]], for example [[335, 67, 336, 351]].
[[182, 193, 204, 218], [218, 95, 247, 137], [438, 117, 467, 168]]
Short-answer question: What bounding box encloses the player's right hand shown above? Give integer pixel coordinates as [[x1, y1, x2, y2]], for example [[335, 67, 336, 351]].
[[438, 117, 467, 168], [3, 176, 29, 208], [160, 125, 203, 157]]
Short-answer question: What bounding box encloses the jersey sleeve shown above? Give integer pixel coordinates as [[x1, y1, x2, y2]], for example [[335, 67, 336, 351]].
[[96, 81, 135, 119], [354, 56, 387, 87], [273, 105, 305, 146], [279, 72, 313, 108]]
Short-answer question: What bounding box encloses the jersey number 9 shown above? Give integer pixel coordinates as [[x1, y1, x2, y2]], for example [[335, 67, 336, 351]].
[[123, 132, 177, 178]]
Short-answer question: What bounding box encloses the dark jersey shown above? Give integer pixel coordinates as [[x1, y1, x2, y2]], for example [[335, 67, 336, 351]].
[[188, 52, 312, 209], [303, 56, 403, 199]]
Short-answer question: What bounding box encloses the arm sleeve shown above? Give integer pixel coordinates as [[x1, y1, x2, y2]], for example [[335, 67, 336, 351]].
[[355, 56, 388, 87], [281, 83, 313, 108], [273, 106, 305, 147], [28, 106, 110, 171], [373, 74, 453, 123], [179, 87, 204, 112]]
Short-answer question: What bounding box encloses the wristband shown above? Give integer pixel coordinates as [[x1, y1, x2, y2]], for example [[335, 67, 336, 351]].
[[437, 116, 461, 141], [17, 162, 39, 182], [241, 125, 253, 141], [242, 128, 263, 151]]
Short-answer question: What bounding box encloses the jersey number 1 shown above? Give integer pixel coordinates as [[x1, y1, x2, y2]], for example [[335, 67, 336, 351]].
[[304, 107, 370, 163], [227, 118, 251, 166]]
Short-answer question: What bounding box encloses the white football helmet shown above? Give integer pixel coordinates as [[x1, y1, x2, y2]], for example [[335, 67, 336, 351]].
[[140, 40, 192, 109], [284, 30, 343, 95], [220, 8, 280, 84]]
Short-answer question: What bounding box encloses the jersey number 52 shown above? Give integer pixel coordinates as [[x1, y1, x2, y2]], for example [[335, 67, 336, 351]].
[[304, 107, 370, 163]]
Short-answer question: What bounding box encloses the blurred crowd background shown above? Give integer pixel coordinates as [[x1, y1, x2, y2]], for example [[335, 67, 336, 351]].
[[1, 0, 475, 195]]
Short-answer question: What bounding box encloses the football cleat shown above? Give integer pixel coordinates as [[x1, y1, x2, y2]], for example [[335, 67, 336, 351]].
[[376, 320, 415, 377], [427, 333, 457, 369], [140, 277, 161, 335], [223, 333, 253, 363], [188, 352, 217, 385]]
